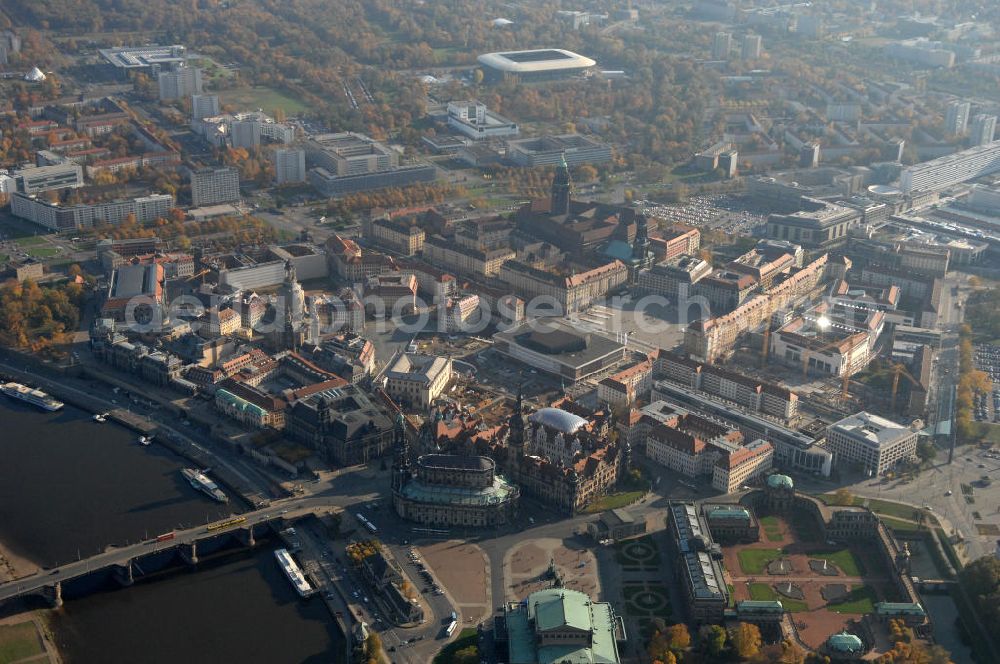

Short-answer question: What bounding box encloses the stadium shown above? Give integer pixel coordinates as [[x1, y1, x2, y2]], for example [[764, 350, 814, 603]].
[[477, 48, 596, 83]]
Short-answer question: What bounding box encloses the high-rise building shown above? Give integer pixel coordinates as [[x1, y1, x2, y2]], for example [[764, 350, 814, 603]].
[[158, 67, 202, 101], [190, 167, 240, 207], [970, 114, 997, 147], [191, 94, 220, 121], [230, 120, 261, 149], [712, 32, 732, 59], [944, 100, 971, 135], [273, 148, 307, 184], [741, 34, 762, 60], [900, 142, 1000, 192], [0, 30, 21, 65]]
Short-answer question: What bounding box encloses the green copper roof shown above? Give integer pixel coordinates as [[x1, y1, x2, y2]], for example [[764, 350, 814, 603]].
[[827, 631, 864, 652], [767, 474, 794, 490], [533, 589, 593, 633], [707, 506, 751, 521], [507, 588, 622, 664], [875, 602, 925, 616], [216, 389, 266, 417]]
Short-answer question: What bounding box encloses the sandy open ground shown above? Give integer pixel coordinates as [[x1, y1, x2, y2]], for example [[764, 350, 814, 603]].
[[420, 540, 491, 625], [505, 537, 600, 601]]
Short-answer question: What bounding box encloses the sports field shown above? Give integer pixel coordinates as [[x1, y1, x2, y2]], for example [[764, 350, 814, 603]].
[[218, 86, 310, 115]]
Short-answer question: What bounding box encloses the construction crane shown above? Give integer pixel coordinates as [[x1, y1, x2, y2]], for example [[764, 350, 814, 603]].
[[186, 268, 210, 283], [890, 363, 922, 412]]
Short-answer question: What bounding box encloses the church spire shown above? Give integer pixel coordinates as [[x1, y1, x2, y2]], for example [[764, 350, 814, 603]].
[[550, 155, 571, 216], [508, 384, 525, 449]]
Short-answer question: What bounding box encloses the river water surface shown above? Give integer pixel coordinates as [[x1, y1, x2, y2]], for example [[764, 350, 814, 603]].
[[0, 397, 343, 663]]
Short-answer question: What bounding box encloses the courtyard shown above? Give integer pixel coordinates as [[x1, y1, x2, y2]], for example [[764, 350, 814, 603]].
[[722, 509, 897, 651]]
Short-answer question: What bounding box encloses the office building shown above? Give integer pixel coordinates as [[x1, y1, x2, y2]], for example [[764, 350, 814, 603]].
[[13, 163, 83, 194], [741, 34, 763, 60], [0, 30, 21, 64], [712, 32, 732, 59], [422, 235, 514, 278], [506, 134, 612, 167], [765, 198, 860, 248], [273, 148, 307, 184], [826, 411, 919, 475], [655, 354, 799, 422], [191, 94, 220, 121], [651, 381, 832, 477], [446, 100, 519, 140], [970, 114, 997, 147], [100, 45, 187, 75], [305, 132, 436, 196], [230, 120, 261, 149], [11, 192, 173, 231], [158, 66, 202, 101], [500, 588, 624, 664], [369, 217, 425, 255], [477, 48, 596, 83], [944, 101, 971, 135], [498, 259, 628, 315], [900, 141, 1000, 193], [190, 166, 240, 207]]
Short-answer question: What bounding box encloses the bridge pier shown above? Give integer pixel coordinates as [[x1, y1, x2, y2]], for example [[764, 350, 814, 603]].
[[179, 542, 198, 566], [112, 561, 134, 587], [45, 581, 63, 609], [238, 526, 256, 548]]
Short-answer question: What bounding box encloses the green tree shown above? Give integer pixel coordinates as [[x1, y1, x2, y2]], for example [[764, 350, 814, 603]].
[[916, 441, 937, 464], [452, 645, 478, 664], [700, 623, 727, 658]]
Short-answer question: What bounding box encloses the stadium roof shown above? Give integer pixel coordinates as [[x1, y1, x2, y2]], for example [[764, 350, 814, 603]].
[[478, 49, 596, 73]]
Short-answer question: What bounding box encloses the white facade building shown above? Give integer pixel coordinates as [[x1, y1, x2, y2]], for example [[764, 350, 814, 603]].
[[825, 411, 919, 475], [900, 141, 1000, 193]]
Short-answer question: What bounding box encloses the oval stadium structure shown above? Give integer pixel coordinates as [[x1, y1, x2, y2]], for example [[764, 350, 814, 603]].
[[477, 48, 596, 82]]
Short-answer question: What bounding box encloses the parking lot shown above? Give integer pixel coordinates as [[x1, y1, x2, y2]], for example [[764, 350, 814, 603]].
[[974, 344, 1000, 423], [638, 194, 770, 234]]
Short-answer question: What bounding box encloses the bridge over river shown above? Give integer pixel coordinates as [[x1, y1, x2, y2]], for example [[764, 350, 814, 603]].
[[0, 497, 334, 608]]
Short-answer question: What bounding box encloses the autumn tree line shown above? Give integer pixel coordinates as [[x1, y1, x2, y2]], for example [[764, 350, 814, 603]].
[[0, 277, 85, 351]]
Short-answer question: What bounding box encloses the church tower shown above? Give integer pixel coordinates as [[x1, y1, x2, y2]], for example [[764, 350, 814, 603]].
[[391, 413, 411, 493], [508, 386, 526, 454], [632, 214, 652, 272], [550, 156, 571, 216]]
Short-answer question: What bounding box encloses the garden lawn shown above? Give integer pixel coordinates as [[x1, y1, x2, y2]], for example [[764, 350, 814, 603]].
[[747, 582, 808, 612], [434, 628, 478, 664], [760, 516, 784, 542], [584, 491, 644, 513], [811, 549, 865, 577], [829, 585, 877, 614], [737, 548, 783, 574]]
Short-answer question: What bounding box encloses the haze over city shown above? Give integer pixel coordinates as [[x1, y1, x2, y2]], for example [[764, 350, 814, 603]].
[[0, 1, 999, 663]]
